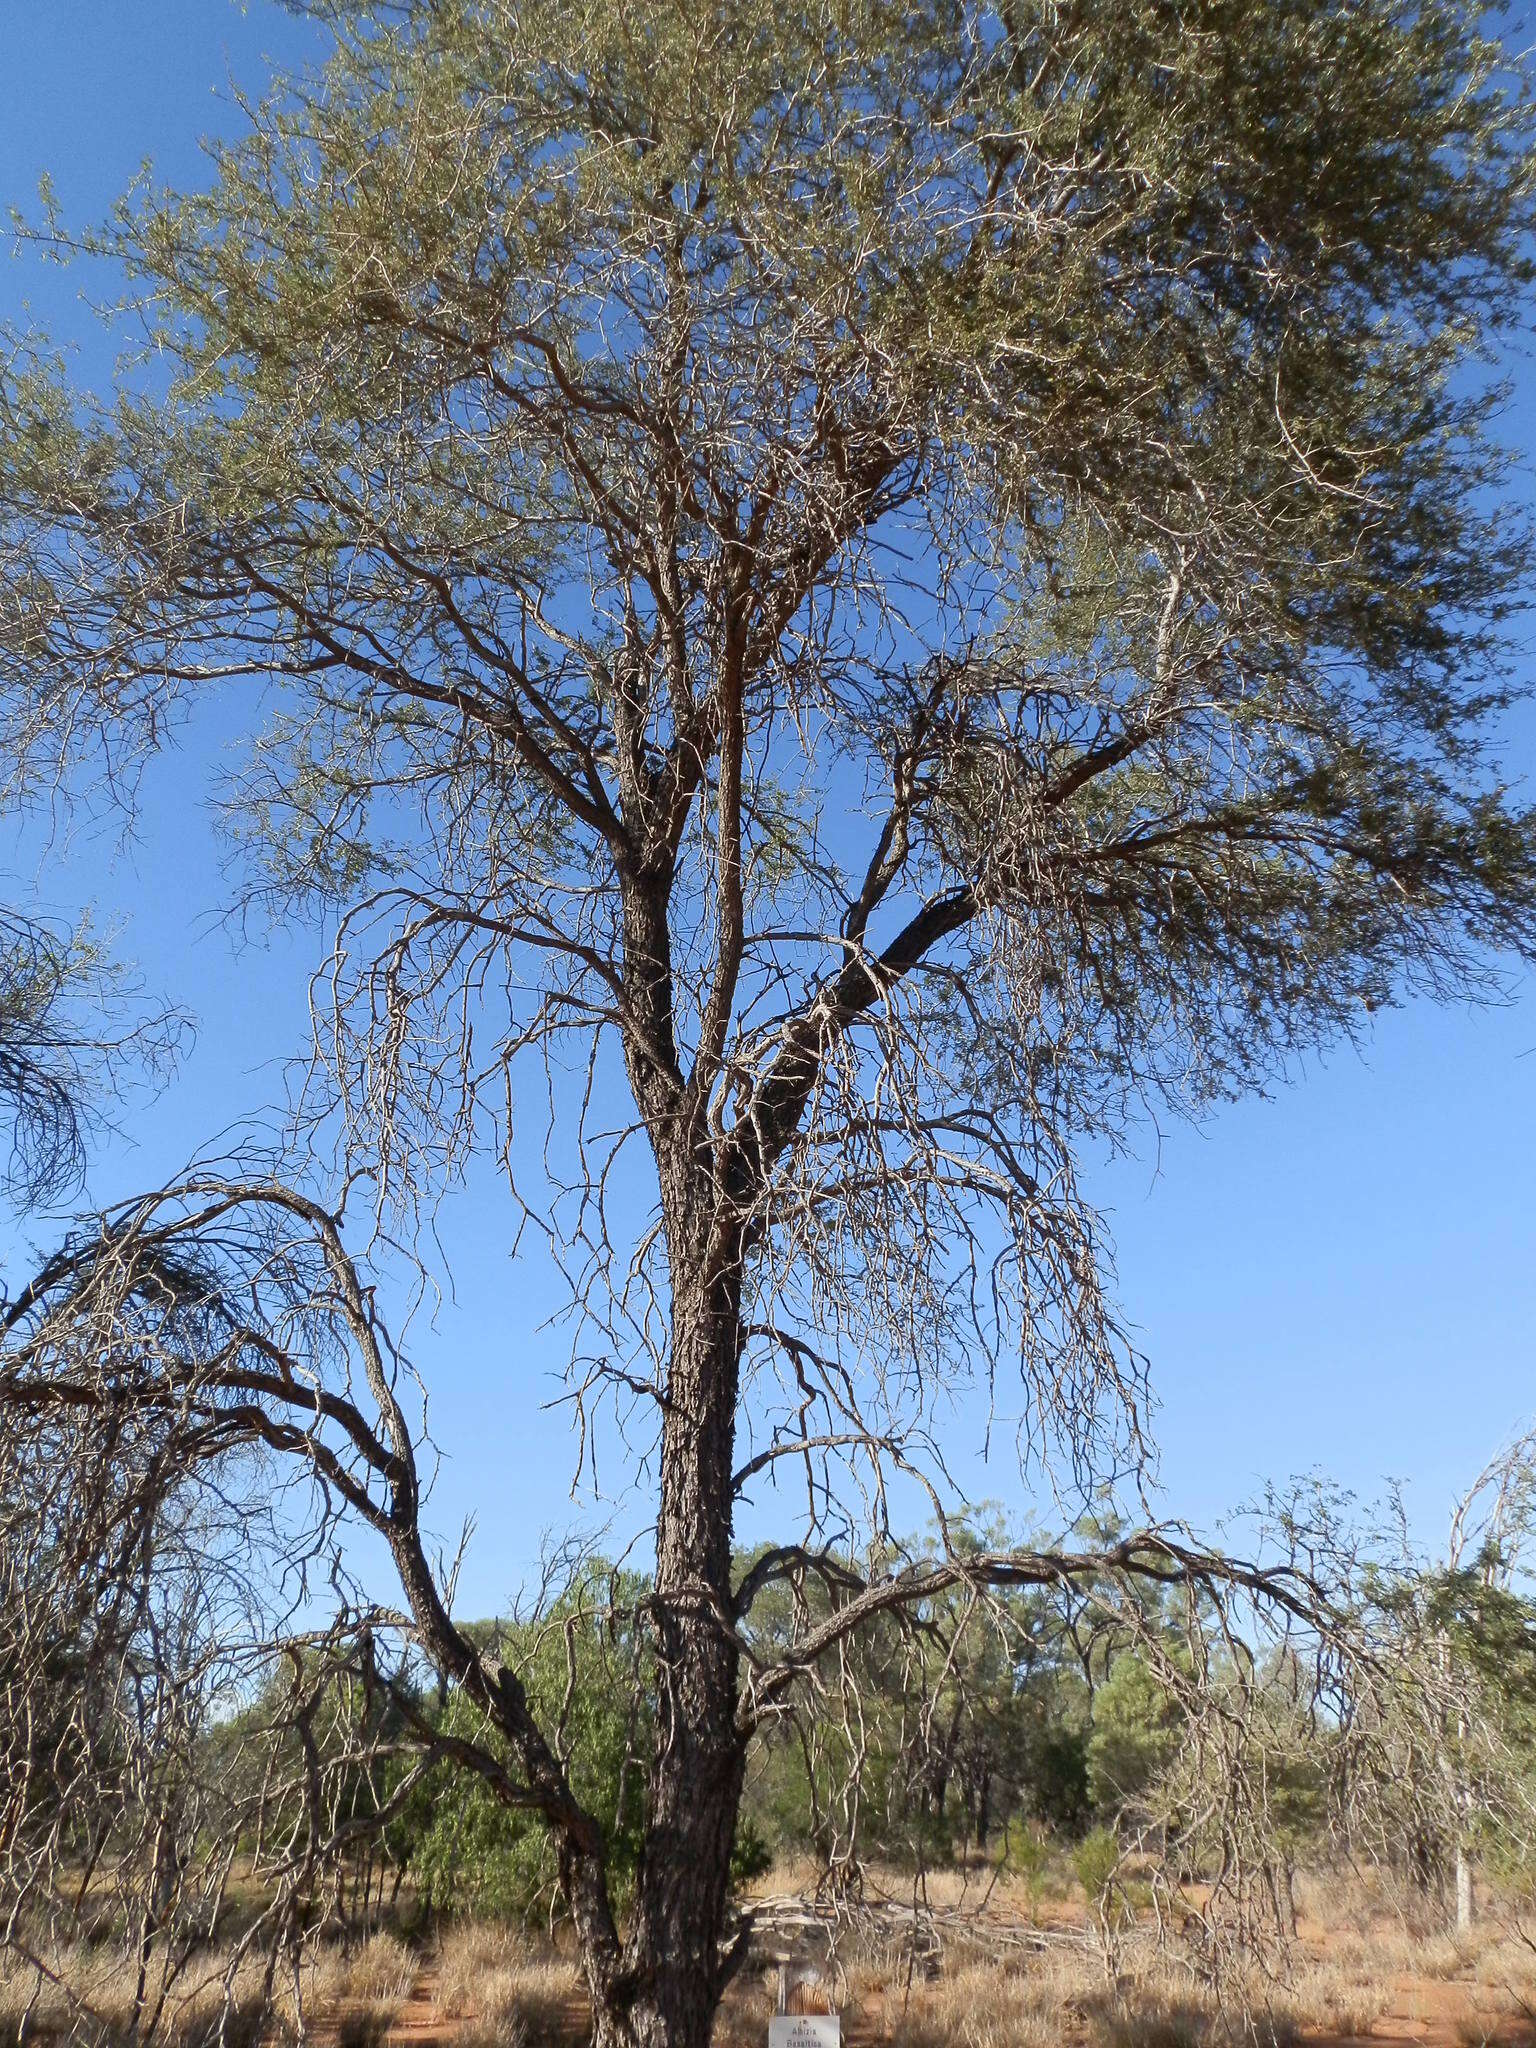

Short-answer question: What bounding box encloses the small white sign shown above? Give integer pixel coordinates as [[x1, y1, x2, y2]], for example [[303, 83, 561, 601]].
[[769, 2018, 840, 2048]]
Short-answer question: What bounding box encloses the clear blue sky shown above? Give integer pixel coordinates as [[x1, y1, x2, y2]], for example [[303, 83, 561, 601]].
[[3, 2, 1535, 1617]]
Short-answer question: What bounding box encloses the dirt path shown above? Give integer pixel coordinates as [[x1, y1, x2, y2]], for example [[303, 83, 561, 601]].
[[1365, 1970, 1532, 2048], [384, 1961, 452, 2048]]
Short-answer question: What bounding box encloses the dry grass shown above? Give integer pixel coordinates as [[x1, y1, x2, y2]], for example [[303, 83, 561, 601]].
[[1276, 1953, 1391, 2039], [0, 1928, 422, 2048], [433, 1921, 581, 2047], [815, 1946, 1302, 2048], [741, 1853, 1079, 1926], [1472, 1930, 1536, 1995], [743, 1855, 826, 1902], [0, 1940, 274, 2048], [884, 1952, 1089, 2048], [725, 1861, 1536, 2048], [334, 1933, 419, 2008], [10, 1863, 1536, 2048], [714, 1931, 1329, 2048]]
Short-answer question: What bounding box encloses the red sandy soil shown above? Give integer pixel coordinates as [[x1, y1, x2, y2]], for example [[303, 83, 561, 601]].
[[322, 1937, 1536, 2048]]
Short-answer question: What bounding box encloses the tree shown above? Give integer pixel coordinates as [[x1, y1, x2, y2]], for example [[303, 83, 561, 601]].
[[741, 1522, 1095, 1868], [1086, 1654, 1180, 1821], [3, 2, 1536, 2043], [0, 905, 183, 1207], [0, 1216, 436, 2048], [404, 1572, 655, 1923], [1389, 1432, 1536, 1932]]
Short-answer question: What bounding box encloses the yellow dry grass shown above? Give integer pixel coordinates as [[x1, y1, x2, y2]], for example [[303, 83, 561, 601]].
[[8, 1862, 1536, 2048], [0, 1927, 423, 2048], [0, 1939, 274, 2048], [334, 1934, 419, 2008], [432, 1921, 581, 2047]]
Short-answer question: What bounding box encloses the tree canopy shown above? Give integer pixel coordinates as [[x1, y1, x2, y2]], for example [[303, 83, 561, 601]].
[[3, 3, 1536, 2045]]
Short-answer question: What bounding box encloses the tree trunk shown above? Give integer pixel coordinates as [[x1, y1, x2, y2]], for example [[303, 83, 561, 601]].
[[1455, 1843, 1473, 1934], [592, 1243, 748, 2048]]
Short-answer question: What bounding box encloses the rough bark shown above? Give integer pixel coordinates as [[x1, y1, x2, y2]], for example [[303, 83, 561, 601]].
[[593, 1195, 748, 2048]]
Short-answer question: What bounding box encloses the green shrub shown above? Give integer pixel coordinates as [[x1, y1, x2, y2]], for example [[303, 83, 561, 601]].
[[1073, 1825, 1121, 1911]]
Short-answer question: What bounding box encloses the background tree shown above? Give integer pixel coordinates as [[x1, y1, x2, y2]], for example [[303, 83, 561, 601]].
[[3, 2, 1536, 2045], [0, 906, 182, 1207], [402, 1568, 655, 1924], [1345, 1435, 1536, 1934], [740, 1521, 1095, 1874], [0, 1210, 455, 2047], [1085, 1655, 1181, 1824]]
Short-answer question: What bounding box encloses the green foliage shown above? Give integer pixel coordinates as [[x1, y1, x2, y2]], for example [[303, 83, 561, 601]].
[[1423, 1554, 1536, 1730], [3, 0, 1534, 1221], [999, 1820, 1054, 1918], [405, 1704, 548, 1919], [1387, 1549, 1536, 1877], [1029, 1724, 1092, 1834], [1073, 1826, 1122, 1909], [728, 1815, 774, 1891], [1087, 1656, 1182, 1817], [403, 1575, 651, 1921], [738, 1524, 1104, 1868]]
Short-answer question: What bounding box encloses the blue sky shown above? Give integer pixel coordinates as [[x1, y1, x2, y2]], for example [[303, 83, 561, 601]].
[[3, 1, 1535, 1618]]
